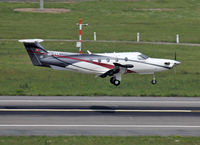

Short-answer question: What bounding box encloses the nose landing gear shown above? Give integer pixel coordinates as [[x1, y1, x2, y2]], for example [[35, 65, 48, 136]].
[[151, 73, 157, 85]]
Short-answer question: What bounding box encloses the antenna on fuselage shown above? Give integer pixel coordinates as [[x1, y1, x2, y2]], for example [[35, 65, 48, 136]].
[[76, 18, 88, 54]]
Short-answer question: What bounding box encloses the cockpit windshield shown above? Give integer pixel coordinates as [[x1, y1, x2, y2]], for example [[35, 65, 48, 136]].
[[137, 54, 149, 60]]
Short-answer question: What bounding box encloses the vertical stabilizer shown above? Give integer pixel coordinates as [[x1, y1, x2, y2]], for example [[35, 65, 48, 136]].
[[19, 39, 47, 66]]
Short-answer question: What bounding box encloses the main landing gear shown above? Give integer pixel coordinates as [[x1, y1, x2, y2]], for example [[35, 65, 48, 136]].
[[110, 77, 120, 86], [151, 73, 157, 85]]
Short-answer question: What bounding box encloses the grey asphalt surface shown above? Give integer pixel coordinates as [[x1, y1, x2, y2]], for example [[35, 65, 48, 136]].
[[0, 96, 200, 136]]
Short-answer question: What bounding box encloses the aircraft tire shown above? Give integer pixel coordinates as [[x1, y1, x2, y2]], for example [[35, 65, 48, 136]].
[[110, 77, 120, 86], [113, 80, 120, 86], [151, 79, 157, 85]]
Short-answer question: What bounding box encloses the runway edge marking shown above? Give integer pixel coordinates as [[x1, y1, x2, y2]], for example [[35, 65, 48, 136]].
[[0, 125, 200, 128], [0, 109, 197, 113]]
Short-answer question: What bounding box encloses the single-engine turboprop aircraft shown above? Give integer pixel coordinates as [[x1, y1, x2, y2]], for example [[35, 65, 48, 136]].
[[19, 39, 180, 86]]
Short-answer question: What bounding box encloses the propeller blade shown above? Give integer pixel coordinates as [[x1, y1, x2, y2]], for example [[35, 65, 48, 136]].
[[174, 50, 177, 75], [174, 50, 177, 60]]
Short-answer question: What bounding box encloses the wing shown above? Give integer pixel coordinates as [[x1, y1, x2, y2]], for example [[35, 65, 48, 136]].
[[99, 63, 134, 79]]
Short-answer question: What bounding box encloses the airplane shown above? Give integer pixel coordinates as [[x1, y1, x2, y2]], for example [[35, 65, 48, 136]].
[[19, 39, 181, 86]]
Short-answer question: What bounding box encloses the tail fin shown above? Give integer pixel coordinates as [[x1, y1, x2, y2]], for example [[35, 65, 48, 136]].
[[19, 39, 47, 66]]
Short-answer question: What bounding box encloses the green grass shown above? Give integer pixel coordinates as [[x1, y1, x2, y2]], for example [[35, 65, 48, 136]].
[[0, 0, 200, 96], [0, 136, 200, 145], [0, 0, 200, 42]]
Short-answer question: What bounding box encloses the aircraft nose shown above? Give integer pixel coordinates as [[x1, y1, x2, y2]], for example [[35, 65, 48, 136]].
[[164, 60, 181, 66]]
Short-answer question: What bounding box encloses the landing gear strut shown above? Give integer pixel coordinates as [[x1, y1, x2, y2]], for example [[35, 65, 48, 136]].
[[151, 73, 157, 85], [110, 77, 120, 86]]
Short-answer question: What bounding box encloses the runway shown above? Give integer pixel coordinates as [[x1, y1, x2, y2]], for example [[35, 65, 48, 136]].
[[0, 96, 200, 136]]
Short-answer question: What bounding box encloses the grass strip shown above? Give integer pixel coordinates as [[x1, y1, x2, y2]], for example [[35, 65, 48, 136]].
[[0, 136, 200, 145]]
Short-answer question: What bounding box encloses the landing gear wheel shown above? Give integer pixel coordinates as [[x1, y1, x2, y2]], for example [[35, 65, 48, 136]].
[[113, 80, 120, 86], [151, 73, 157, 85], [110, 77, 120, 86], [151, 79, 157, 85]]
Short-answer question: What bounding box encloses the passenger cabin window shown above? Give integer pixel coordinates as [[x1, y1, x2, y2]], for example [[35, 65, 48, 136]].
[[115, 58, 119, 62], [98, 59, 101, 63], [137, 54, 149, 60], [106, 58, 110, 62], [125, 57, 128, 61]]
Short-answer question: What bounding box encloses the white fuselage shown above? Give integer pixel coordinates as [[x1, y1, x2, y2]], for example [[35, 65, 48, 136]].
[[48, 51, 180, 75]]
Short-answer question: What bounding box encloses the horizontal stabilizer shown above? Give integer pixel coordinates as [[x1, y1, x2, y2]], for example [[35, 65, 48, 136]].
[[50, 65, 67, 70], [18, 39, 44, 43]]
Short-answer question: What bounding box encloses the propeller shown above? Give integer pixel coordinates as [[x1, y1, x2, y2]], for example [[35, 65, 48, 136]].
[[173, 50, 181, 87], [174, 50, 176, 75], [175, 50, 177, 60]]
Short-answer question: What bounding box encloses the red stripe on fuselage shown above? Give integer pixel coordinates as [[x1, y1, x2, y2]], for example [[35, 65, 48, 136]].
[[92, 62, 114, 69], [27, 50, 136, 73], [28, 50, 114, 69], [126, 70, 135, 73], [53, 54, 114, 69]]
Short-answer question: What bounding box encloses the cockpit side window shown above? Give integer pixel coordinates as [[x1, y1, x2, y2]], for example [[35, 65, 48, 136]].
[[137, 54, 149, 60]]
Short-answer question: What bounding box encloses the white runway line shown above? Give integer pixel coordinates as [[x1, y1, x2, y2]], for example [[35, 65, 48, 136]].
[[0, 109, 199, 112], [1, 100, 200, 104], [0, 125, 200, 128]]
